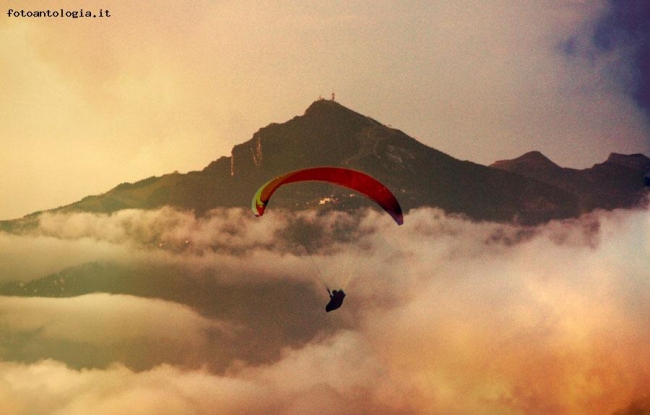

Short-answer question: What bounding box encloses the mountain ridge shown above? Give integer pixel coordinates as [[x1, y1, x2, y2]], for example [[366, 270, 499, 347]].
[[490, 150, 650, 212], [1, 99, 648, 229]]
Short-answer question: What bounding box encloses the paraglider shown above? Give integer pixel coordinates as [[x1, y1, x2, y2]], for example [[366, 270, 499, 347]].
[[326, 288, 346, 312], [251, 167, 403, 312]]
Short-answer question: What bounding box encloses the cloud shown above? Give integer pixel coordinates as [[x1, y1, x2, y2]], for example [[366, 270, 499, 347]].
[[1, 206, 649, 413], [0, 207, 287, 282], [354, 207, 650, 414], [0, 230, 130, 283], [0, 292, 235, 372], [0, 207, 380, 284], [0, 293, 225, 346], [34, 207, 286, 252], [589, 1, 650, 113], [0, 332, 413, 415]]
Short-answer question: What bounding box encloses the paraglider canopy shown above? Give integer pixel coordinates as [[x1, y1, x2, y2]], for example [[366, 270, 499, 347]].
[[251, 167, 404, 225]]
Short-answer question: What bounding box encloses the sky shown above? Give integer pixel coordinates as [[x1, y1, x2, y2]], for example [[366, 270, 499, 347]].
[[2, 0, 650, 220], [0, 205, 648, 414]]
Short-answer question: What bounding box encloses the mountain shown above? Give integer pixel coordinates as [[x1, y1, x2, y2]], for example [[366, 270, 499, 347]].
[[0, 261, 337, 371], [2, 99, 648, 230], [490, 151, 650, 212]]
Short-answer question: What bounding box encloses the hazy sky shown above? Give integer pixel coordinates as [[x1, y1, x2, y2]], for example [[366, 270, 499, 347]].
[[2, 0, 650, 219], [0, 206, 649, 414]]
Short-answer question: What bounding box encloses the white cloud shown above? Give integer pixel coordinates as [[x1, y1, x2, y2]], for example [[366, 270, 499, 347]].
[[1, 206, 649, 414], [0, 293, 226, 347], [0, 332, 412, 415]]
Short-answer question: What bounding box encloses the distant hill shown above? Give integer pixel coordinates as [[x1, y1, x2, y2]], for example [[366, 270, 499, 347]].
[[1, 99, 648, 230], [490, 151, 650, 212]]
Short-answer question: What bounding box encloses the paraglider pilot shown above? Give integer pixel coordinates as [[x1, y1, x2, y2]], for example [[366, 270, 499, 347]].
[[326, 288, 346, 312]]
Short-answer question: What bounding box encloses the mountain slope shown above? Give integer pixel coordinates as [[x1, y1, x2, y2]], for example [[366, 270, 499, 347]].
[[2, 99, 648, 229]]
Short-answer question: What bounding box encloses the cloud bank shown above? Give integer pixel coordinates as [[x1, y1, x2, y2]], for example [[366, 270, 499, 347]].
[[1, 205, 649, 414]]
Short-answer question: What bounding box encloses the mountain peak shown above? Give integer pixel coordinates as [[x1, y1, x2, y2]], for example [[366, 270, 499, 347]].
[[228, 99, 384, 178], [303, 99, 379, 125], [491, 151, 560, 172], [604, 153, 650, 171], [304, 98, 344, 114]]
